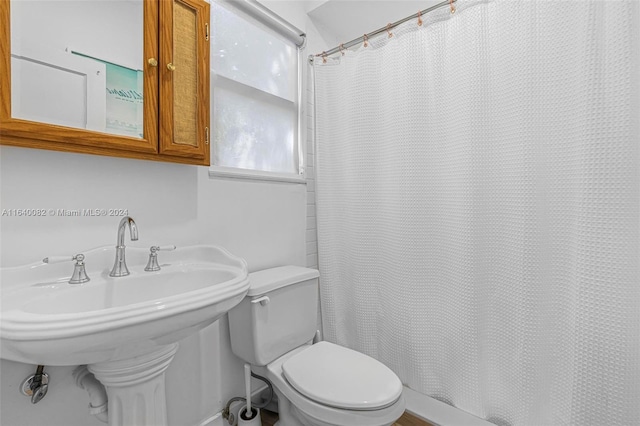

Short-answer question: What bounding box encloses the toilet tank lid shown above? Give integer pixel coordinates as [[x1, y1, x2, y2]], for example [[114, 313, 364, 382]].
[[247, 266, 319, 296]]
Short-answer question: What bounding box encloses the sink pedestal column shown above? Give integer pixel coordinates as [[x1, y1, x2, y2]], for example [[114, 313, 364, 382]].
[[88, 344, 179, 426]]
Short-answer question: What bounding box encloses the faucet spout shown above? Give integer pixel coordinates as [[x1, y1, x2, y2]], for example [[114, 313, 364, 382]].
[[110, 216, 138, 277], [117, 216, 139, 246]]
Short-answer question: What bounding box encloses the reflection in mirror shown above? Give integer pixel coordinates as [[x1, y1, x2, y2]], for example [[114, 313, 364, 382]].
[[9, 0, 144, 138]]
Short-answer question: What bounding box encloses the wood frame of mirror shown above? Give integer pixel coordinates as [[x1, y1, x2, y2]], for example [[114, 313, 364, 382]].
[[0, 0, 210, 166]]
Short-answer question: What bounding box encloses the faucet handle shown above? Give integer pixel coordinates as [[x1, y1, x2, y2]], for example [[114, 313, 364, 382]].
[[43, 254, 90, 284], [43, 254, 85, 264], [145, 245, 176, 272], [150, 245, 176, 254], [43, 255, 74, 264]]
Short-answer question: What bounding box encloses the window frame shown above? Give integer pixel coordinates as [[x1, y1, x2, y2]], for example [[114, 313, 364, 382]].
[[208, 0, 306, 184]]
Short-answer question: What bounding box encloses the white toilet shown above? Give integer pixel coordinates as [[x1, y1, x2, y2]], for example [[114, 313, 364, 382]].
[[228, 266, 405, 426]]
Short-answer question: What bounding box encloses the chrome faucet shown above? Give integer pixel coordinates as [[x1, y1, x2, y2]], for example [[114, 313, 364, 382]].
[[109, 216, 139, 277], [42, 254, 90, 284]]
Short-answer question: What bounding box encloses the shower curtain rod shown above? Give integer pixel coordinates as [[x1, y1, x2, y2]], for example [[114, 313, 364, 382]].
[[313, 0, 457, 60]]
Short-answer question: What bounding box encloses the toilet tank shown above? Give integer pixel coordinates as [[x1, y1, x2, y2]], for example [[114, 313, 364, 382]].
[[228, 266, 320, 366]]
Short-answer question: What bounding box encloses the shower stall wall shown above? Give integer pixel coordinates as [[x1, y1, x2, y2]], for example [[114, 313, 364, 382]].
[[313, 1, 640, 425]]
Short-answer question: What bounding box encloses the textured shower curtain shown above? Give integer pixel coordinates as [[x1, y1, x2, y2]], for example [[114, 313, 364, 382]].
[[313, 1, 639, 425]]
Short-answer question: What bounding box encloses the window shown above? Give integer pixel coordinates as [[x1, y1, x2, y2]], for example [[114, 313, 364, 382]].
[[210, 1, 303, 181]]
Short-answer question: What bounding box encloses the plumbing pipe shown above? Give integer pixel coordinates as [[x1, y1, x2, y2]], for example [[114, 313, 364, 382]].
[[73, 366, 108, 423]]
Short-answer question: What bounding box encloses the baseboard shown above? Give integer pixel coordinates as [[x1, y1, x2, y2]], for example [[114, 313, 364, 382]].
[[198, 412, 223, 426], [403, 387, 494, 426]]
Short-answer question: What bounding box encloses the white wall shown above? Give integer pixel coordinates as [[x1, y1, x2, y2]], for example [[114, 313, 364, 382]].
[[0, 1, 315, 425]]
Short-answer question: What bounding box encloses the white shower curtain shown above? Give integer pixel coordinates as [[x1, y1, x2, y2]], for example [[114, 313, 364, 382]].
[[313, 1, 639, 425]]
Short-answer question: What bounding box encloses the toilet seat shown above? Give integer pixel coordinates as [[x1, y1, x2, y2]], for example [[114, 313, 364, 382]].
[[282, 341, 403, 410], [258, 343, 406, 426]]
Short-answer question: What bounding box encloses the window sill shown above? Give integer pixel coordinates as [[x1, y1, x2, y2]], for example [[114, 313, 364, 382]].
[[208, 166, 307, 184]]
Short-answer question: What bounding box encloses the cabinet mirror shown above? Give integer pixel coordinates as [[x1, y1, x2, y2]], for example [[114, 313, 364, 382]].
[[1, 0, 160, 157], [1, 0, 210, 165], [10, 0, 144, 138]]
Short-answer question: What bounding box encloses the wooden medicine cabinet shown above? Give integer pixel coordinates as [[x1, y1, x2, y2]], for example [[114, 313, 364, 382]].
[[0, 0, 210, 165]]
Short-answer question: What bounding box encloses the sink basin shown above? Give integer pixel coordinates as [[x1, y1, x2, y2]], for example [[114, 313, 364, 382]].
[[0, 245, 249, 366]]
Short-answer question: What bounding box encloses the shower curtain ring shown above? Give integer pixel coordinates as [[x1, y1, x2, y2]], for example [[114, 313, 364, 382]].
[[417, 10, 423, 26], [339, 43, 345, 56], [386, 23, 393, 38], [363, 34, 369, 48], [321, 51, 328, 64], [449, 0, 456, 14]]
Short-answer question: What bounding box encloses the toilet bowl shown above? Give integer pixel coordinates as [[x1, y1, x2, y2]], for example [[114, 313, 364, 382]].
[[228, 266, 405, 426], [254, 343, 405, 426]]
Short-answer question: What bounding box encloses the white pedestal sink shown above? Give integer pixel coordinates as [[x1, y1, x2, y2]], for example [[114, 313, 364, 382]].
[[0, 245, 250, 426], [88, 344, 179, 426]]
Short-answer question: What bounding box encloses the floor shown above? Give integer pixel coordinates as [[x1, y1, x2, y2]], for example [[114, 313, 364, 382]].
[[261, 409, 278, 426], [260, 410, 434, 426], [394, 412, 436, 426]]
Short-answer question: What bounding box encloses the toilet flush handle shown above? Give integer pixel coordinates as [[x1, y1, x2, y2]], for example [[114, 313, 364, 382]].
[[251, 296, 270, 306]]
